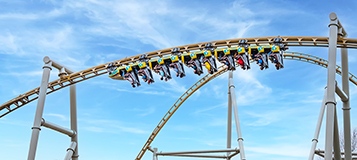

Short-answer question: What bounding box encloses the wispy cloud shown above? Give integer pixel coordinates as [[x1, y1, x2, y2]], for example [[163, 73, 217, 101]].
[[194, 102, 227, 115], [117, 88, 166, 95], [246, 143, 309, 158], [244, 107, 302, 126], [0, 71, 43, 77], [0, 13, 38, 20], [44, 113, 68, 121], [245, 111, 282, 126], [132, 106, 156, 116], [234, 69, 273, 106], [80, 118, 148, 134], [84, 126, 104, 133]]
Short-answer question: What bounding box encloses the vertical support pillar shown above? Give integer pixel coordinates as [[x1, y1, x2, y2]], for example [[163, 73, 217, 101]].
[[227, 72, 232, 159], [70, 85, 79, 160], [28, 60, 52, 160], [64, 141, 77, 160], [334, 106, 342, 160], [228, 71, 246, 160], [325, 12, 339, 160], [341, 48, 352, 160], [153, 148, 158, 160], [308, 89, 327, 160]]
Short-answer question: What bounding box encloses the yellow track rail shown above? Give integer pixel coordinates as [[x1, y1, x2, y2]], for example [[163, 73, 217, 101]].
[[135, 51, 357, 160], [1, 36, 357, 118]]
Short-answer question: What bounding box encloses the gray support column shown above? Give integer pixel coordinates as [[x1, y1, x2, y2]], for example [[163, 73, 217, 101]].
[[41, 118, 76, 137], [334, 106, 342, 160], [28, 60, 52, 160], [325, 12, 339, 160], [64, 141, 77, 160], [70, 85, 79, 160], [227, 72, 232, 159], [341, 47, 352, 160], [153, 148, 158, 160], [228, 71, 246, 160], [308, 89, 327, 160]]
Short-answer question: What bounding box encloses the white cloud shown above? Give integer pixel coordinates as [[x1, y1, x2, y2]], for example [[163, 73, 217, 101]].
[[0, 13, 38, 20], [0, 71, 43, 77], [132, 106, 156, 116], [194, 102, 227, 115], [245, 111, 282, 126], [0, 33, 22, 55], [117, 88, 166, 95], [84, 126, 104, 132], [244, 107, 303, 126], [44, 113, 68, 121], [80, 118, 148, 134], [246, 143, 309, 158], [234, 69, 272, 106]]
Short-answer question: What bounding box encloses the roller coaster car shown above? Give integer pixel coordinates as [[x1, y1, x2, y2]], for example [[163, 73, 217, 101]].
[[107, 63, 125, 80], [215, 48, 236, 70], [137, 61, 155, 84], [149, 57, 172, 81], [124, 64, 141, 88], [249, 45, 271, 70], [181, 51, 204, 76], [169, 55, 186, 78], [231, 46, 250, 70], [235, 39, 251, 70], [269, 37, 287, 70], [201, 43, 218, 74], [202, 50, 218, 74], [169, 48, 186, 78]]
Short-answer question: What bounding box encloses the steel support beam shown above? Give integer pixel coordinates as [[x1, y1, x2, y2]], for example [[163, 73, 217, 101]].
[[27, 60, 52, 160], [325, 12, 339, 160], [160, 154, 227, 159], [28, 56, 79, 160], [227, 71, 233, 159], [334, 105, 342, 160], [64, 141, 77, 160], [335, 81, 349, 102], [153, 148, 158, 160], [156, 148, 239, 155], [228, 71, 246, 160], [342, 47, 352, 160], [228, 151, 240, 159], [70, 85, 79, 160], [41, 118, 76, 137], [309, 89, 327, 160], [43, 56, 74, 74]]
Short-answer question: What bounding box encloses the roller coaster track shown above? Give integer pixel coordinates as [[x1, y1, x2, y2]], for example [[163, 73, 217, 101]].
[[1, 36, 357, 119], [0, 36, 357, 159], [135, 51, 357, 160]]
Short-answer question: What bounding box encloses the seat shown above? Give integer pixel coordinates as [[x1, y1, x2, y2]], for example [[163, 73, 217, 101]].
[[202, 43, 218, 74], [124, 64, 141, 88], [170, 48, 186, 78], [137, 61, 155, 84], [215, 48, 236, 70], [269, 37, 287, 70], [150, 57, 172, 81]]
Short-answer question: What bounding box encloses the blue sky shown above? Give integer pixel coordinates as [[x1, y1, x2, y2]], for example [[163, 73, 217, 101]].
[[1, 0, 357, 160]]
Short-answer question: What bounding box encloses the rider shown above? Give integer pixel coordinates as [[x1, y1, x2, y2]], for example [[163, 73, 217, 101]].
[[255, 57, 264, 70], [154, 64, 169, 81], [238, 58, 244, 68]]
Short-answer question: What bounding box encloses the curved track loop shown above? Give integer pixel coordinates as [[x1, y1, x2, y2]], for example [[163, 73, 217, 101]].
[[136, 65, 228, 160], [135, 51, 357, 160], [284, 52, 357, 85], [1, 36, 357, 118]]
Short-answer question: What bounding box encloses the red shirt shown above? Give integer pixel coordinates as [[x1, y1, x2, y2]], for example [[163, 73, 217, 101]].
[[238, 58, 244, 66]]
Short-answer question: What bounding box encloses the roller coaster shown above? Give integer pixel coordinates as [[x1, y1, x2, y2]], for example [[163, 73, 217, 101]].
[[2, 36, 357, 118], [1, 13, 356, 160]]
